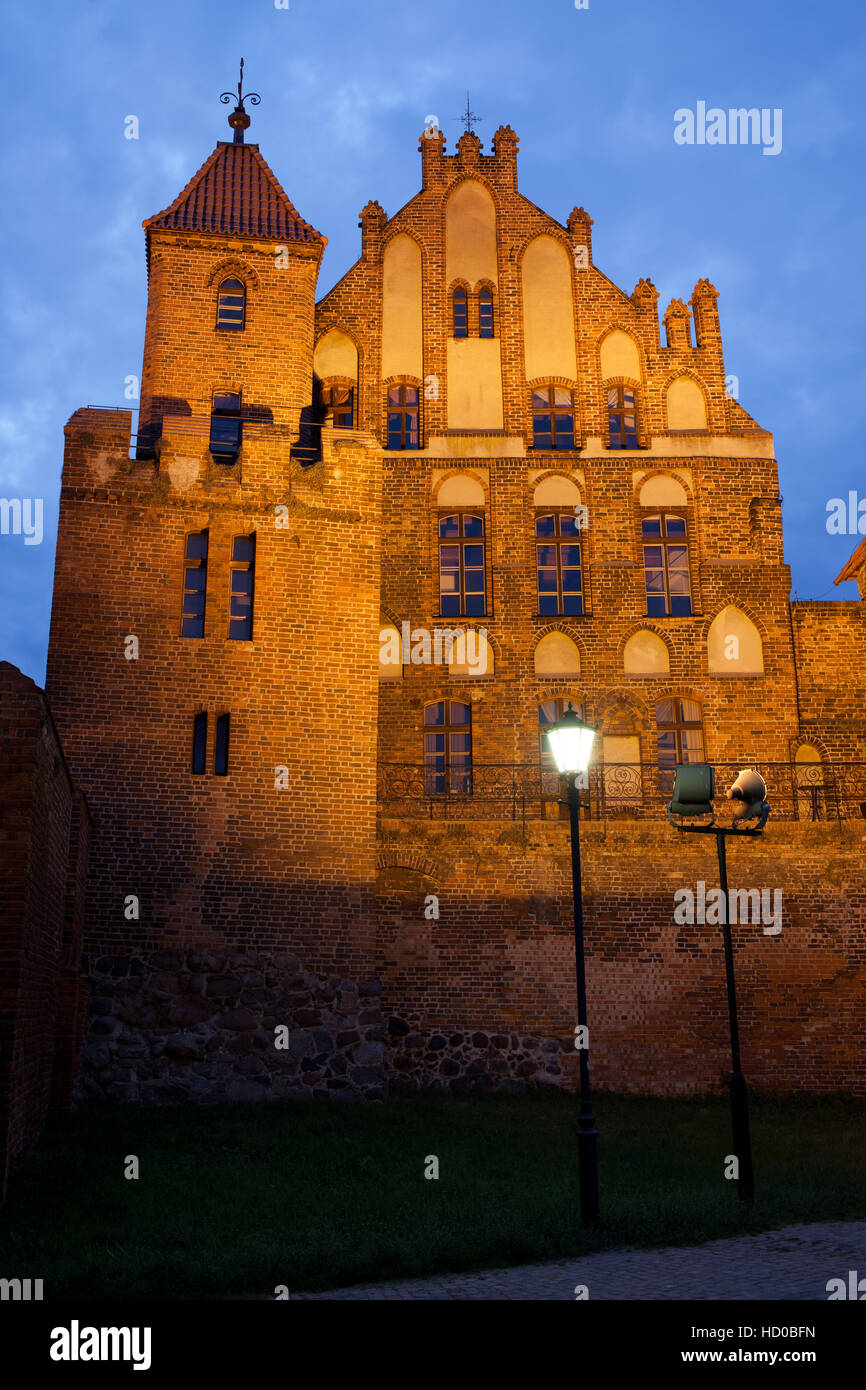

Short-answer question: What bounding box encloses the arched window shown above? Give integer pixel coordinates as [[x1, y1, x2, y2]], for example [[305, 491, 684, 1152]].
[[439, 513, 486, 617], [532, 387, 575, 450], [536, 512, 583, 616], [534, 631, 580, 676], [623, 630, 670, 674], [479, 288, 494, 338], [794, 744, 825, 821], [655, 698, 704, 769], [452, 288, 468, 338], [216, 278, 246, 331], [607, 386, 638, 448], [387, 384, 419, 449], [322, 384, 354, 429], [642, 514, 691, 616], [424, 700, 472, 795]]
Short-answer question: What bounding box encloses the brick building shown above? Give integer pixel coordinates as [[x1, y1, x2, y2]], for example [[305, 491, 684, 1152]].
[[0, 663, 90, 1198], [41, 94, 866, 1107]]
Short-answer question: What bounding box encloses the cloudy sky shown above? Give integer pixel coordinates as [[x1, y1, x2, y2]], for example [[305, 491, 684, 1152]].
[[1, 0, 864, 683]]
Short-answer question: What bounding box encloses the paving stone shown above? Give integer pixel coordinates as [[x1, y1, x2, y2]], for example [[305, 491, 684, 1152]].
[[293, 1220, 866, 1301]]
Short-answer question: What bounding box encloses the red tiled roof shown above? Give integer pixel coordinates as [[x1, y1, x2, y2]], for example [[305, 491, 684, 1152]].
[[143, 142, 325, 244], [834, 536, 866, 586]]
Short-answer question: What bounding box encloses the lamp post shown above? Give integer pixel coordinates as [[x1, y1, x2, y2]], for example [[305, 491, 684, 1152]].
[[666, 764, 770, 1206], [548, 702, 599, 1227]]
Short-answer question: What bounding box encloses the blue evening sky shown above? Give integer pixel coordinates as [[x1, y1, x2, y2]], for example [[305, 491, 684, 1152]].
[[1, 0, 864, 683]]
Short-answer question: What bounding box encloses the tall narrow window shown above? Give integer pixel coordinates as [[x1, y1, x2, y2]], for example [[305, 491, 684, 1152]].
[[229, 534, 255, 641], [323, 385, 354, 428], [439, 513, 486, 617], [192, 712, 208, 775], [607, 386, 639, 448], [655, 698, 704, 769], [387, 385, 419, 449], [532, 387, 575, 450], [214, 713, 230, 776], [424, 700, 472, 795], [479, 288, 494, 338], [210, 391, 241, 460], [452, 288, 468, 338], [181, 530, 209, 638], [642, 514, 692, 616], [536, 513, 583, 616], [216, 278, 246, 330]]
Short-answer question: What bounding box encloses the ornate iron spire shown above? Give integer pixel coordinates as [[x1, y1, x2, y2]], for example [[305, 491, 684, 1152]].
[[455, 92, 482, 135], [220, 58, 261, 145]]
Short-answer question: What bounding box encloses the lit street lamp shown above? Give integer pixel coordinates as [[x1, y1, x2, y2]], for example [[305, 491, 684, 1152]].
[[667, 764, 770, 1205], [548, 702, 600, 1227]]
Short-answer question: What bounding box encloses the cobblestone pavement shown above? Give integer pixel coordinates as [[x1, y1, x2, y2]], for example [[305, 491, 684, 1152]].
[[294, 1221, 866, 1300]]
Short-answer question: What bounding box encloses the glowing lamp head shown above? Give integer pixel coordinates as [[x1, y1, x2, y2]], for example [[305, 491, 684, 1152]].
[[547, 703, 596, 776], [726, 768, 770, 826]]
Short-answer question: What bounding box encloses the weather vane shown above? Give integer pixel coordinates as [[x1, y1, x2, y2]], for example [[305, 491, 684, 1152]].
[[220, 58, 261, 144], [455, 92, 482, 135]]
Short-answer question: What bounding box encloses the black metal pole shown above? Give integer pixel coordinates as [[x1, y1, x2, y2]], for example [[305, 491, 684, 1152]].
[[567, 776, 600, 1226], [715, 829, 755, 1205]]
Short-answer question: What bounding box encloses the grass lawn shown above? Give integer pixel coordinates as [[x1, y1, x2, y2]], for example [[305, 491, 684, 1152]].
[[0, 1090, 863, 1299]]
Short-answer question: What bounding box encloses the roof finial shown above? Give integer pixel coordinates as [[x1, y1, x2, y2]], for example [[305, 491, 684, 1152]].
[[220, 58, 261, 144], [455, 91, 482, 135]]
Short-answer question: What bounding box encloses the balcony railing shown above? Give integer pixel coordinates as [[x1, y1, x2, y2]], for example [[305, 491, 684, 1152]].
[[377, 761, 866, 825]]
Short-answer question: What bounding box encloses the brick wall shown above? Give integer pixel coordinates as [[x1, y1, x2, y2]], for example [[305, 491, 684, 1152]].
[[792, 601, 866, 759], [378, 817, 866, 1096], [0, 663, 90, 1198]]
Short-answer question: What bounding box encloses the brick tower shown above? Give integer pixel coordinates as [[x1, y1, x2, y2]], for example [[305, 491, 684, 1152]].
[[46, 74, 387, 1102]]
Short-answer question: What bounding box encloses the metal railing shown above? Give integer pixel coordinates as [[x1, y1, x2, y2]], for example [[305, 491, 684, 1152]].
[[377, 760, 866, 825]]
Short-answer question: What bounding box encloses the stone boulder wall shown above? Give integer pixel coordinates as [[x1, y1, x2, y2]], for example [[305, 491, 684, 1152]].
[[385, 1014, 572, 1093], [78, 951, 386, 1103]]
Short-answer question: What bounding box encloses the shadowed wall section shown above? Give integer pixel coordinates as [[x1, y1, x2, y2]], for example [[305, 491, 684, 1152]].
[[0, 663, 90, 1198]]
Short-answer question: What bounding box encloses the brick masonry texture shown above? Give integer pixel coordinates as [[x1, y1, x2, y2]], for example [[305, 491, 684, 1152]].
[[0, 663, 91, 1197], [378, 819, 866, 1096], [21, 115, 865, 1125]]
